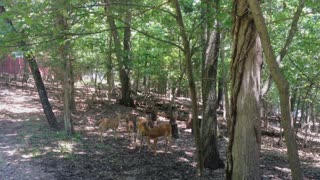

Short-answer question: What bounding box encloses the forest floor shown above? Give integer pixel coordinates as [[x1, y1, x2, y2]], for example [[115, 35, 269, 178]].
[[0, 81, 320, 180]]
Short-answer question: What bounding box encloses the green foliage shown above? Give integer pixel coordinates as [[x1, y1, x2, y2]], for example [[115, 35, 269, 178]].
[[0, 0, 319, 113]]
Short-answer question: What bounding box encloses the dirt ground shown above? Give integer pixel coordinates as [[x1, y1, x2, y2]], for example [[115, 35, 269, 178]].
[[0, 81, 319, 180]]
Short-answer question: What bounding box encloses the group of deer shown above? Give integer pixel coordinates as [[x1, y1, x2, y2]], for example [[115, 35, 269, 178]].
[[98, 112, 172, 155]]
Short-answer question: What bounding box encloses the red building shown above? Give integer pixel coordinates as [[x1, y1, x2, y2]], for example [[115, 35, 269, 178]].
[[0, 55, 25, 75]]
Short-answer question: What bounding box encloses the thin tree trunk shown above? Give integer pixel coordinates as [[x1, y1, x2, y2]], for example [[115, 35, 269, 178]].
[[106, 35, 115, 98], [217, 77, 223, 110], [220, 34, 230, 123], [26, 54, 59, 130], [294, 95, 301, 126], [248, 0, 303, 179], [226, 1, 262, 178], [70, 59, 76, 113], [171, 0, 202, 175], [260, 0, 306, 96], [105, 0, 134, 107]]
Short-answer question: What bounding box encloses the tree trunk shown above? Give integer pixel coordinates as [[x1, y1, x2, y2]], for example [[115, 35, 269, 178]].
[[169, 98, 179, 139], [63, 54, 74, 135], [26, 54, 59, 130], [201, 0, 224, 170], [169, 68, 185, 139], [69, 59, 76, 113], [294, 95, 301, 126], [105, 0, 134, 107], [248, 0, 303, 179], [291, 87, 298, 113], [217, 77, 224, 110], [106, 35, 115, 98], [226, 1, 262, 179], [260, 0, 306, 96], [220, 34, 230, 123], [56, 1, 74, 135], [172, 0, 202, 175]]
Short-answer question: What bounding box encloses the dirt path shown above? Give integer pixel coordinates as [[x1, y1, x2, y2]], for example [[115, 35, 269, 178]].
[[0, 85, 56, 179]]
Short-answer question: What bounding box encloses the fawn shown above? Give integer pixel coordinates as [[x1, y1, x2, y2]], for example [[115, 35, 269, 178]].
[[125, 114, 137, 143], [98, 113, 122, 143]]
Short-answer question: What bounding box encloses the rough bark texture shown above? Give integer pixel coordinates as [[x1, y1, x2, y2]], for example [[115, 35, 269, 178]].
[[26, 54, 59, 130], [201, 0, 224, 170], [172, 0, 203, 175], [226, 1, 262, 179], [247, 0, 303, 179]]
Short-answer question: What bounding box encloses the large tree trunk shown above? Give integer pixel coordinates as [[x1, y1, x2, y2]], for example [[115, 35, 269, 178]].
[[201, 0, 224, 170], [226, 1, 262, 179], [172, 0, 203, 175], [248, 0, 303, 179], [105, 0, 134, 107], [26, 54, 59, 130]]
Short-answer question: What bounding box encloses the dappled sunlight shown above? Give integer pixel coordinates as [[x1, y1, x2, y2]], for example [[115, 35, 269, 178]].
[[274, 166, 291, 173], [1, 147, 18, 157], [56, 140, 76, 154], [178, 157, 190, 163], [185, 151, 195, 157], [0, 103, 42, 114]]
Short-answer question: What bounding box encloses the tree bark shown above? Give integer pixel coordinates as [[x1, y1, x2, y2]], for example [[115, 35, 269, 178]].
[[171, 0, 203, 175], [226, 1, 262, 179], [248, 0, 303, 179], [26, 54, 59, 130], [201, 0, 224, 170], [56, 0, 74, 135]]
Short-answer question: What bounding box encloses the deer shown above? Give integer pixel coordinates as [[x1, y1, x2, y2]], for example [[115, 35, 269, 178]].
[[141, 121, 172, 155], [137, 116, 152, 151], [98, 113, 122, 143], [125, 113, 137, 143]]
